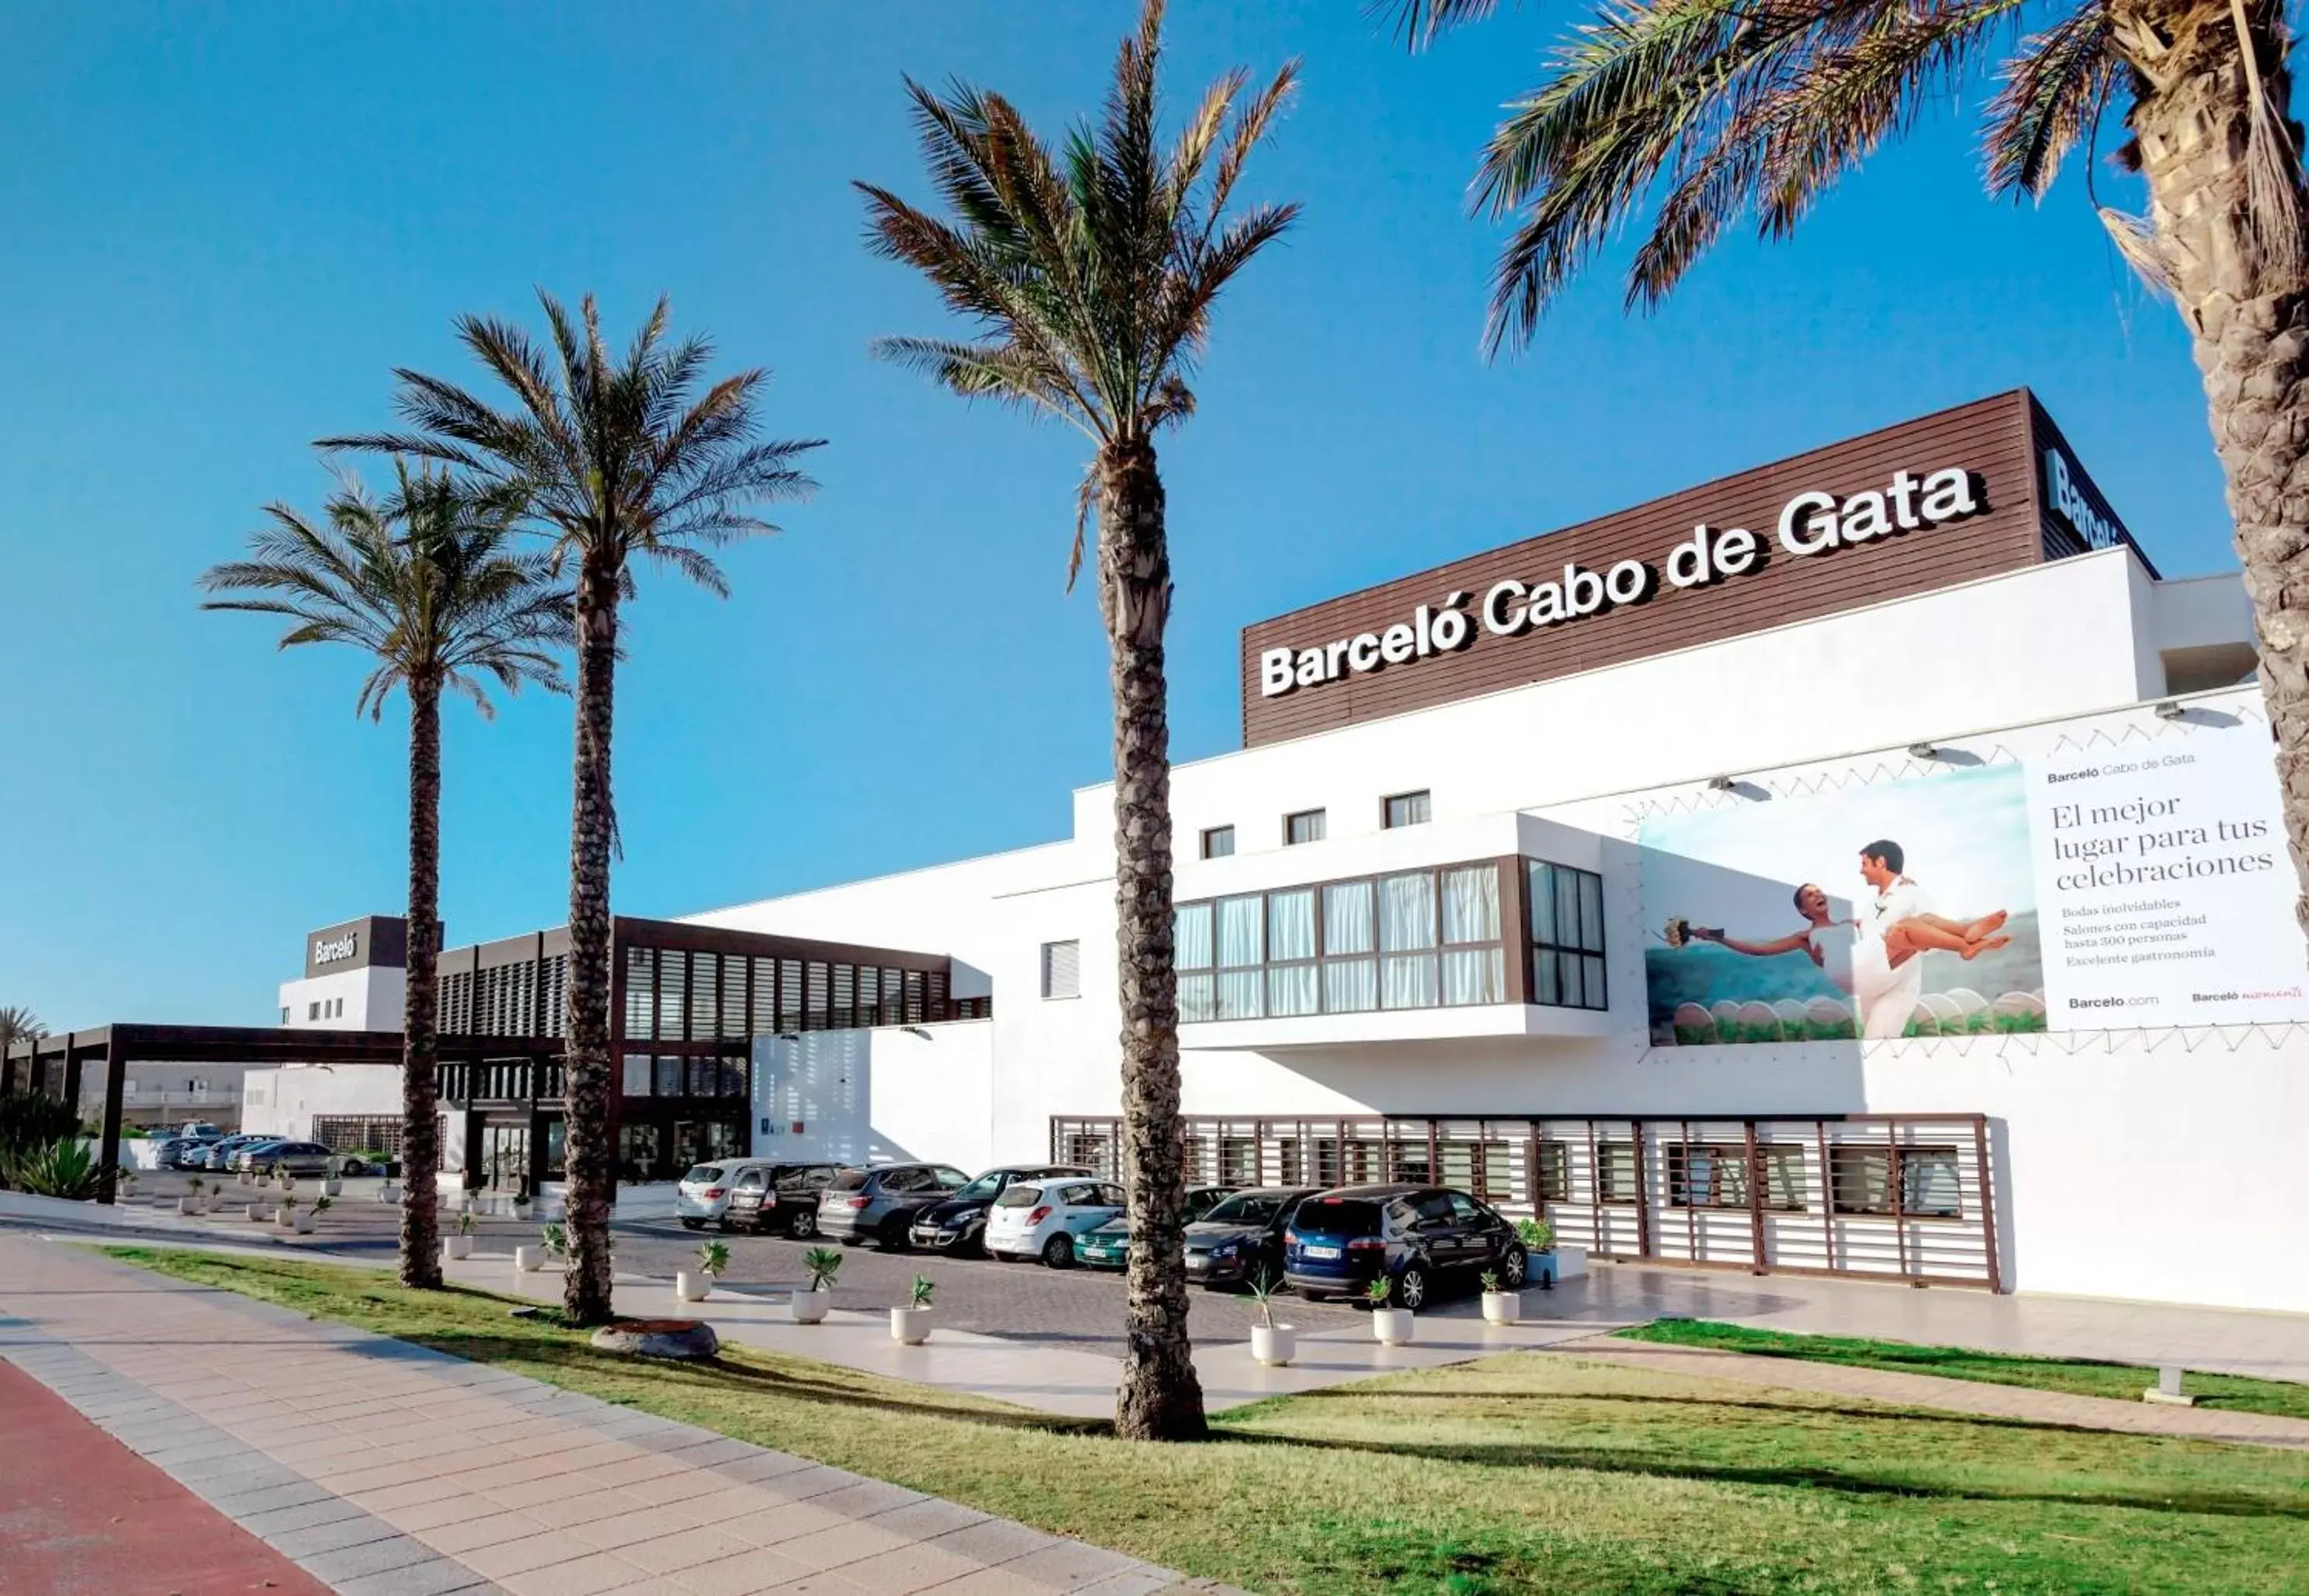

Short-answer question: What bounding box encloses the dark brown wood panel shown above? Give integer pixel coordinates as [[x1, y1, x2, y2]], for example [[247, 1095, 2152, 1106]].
[[1242, 390, 2056, 747]]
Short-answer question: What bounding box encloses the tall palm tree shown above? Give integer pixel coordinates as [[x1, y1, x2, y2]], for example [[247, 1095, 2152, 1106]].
[[858, 0, 1299, 1441], [201, 463, 569, 1288], [1, 1007, 45, 1092], [321, 294, 823, 1325], [1394, 0, 2309, 918]]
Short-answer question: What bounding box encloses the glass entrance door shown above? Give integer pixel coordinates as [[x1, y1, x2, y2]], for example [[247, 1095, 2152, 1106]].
[[479, 1124, 531, 1195]]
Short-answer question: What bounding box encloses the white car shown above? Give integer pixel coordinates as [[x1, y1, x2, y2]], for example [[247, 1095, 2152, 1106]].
[[675, 1160, 776, 1230], [984, 1177, 1129, 1268]]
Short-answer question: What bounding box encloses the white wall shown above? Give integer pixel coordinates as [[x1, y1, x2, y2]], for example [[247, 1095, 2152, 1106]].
[[277, 966, 404, 1029], [751, 1021, 996, 1172], [239, 1065, 404, 1142]]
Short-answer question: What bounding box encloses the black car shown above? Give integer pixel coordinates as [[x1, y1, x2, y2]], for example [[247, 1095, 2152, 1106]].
[[907, 1164, 1092, 1254], [723, 1162, 843, 1237], [1183, 1186, 1321, 1289], [1283, 1185, 1528, 1309], [817, 1162, 973, 1248]]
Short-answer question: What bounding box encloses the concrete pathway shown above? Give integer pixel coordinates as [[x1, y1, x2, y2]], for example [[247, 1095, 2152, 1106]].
[[0, 1235, 1225, 1596], [1549, 1334, 2309, 1451]]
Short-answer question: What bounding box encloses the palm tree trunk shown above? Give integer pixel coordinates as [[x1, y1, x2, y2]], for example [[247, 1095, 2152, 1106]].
[[1098, 437, 1206, 1443], [562, 555, 620, 1325], [2119, 0, 2309, 923], [399, 677, 445, 1289]]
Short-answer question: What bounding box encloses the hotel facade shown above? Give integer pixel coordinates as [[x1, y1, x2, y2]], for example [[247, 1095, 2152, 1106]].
[[208, 390, 2307, 1316]]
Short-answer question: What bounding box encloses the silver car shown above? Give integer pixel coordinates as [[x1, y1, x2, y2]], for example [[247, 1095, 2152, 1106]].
[[675, 1159, 782, 1230], [234, 1140, 336, 1177]]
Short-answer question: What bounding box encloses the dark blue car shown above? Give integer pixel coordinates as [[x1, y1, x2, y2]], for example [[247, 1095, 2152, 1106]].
[[1283, 1185, 1527, 1309]]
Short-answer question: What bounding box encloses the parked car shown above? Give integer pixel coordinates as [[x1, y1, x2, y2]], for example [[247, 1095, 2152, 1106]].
[[1183, 1187, 1322, 1289], [984, 1176, 1129, 1268], [1283, 1186, 1528, 1309], [198, 1134, 273, 1171], [907, 1164, 1093, 1255], [332, 1149, 393, 1177], [675, 1160, 767, 1229], [1076, 1186, 1235, 1270], [723, 1162, 842, 1237], [169, 1121, 224, 1141], [816, 1163, 972, 1249], [235, 1140, 337, 1177], [152, 1135, 215, 1169]]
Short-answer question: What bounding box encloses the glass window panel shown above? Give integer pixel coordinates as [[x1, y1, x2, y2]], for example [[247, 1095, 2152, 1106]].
[[832, 964, 855, 1028], [1578, 871, 1606, 952], [1527, 863, 1556, 947], [1216, 970, 1265, 1020], [655, 1056, 682, 1097], [1267, 963, 1318, 1017], [1582, 956, 1608, 1009], [1268, 888, 1315, 963], [1441, 865, 1499, 945], [1287, 809, 1326, 846], [1902, 1148, 1963, 1217], [1381, 952, 1438, 1009], [658, 949, 686, 1038], [1324, 880, 1374, 956], [1831, 1148, 1894, 1214], [1216, 895, 1263, 968], [1201, 825, 1235, 859], [1379, 871, 1436, 952], [1555, 877, 1582, 949], [1176, 902, 1214, 970], [1441, 947, 1504, 1006], [1179, 973, 1216, 1024], [1560, 951, 1584, 1007], [1385, 791, 1431, 829], [1534, 949, 1560, 1007], [1322, 958, 1377, 1013], [1760, 1146, 1807, 1210]]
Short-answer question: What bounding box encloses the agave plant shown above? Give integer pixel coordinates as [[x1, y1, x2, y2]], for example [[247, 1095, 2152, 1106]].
[[541, 1222, 568, 1258], [11, 1138, 105, 1201], [1364, 1277, 1397, 1309], [1246, 1268, 1281, 1331], [907, 1275, 936, 1310], [802, 1246, 843, 1293], [697, 1240, 731, 1279]]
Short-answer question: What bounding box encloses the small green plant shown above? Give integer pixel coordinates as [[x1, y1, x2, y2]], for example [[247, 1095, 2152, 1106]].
[[1365, 1276, 1395, 1309], [312, 1196, 332, 1215], [541, 1222, 566, 1257], [458, 1210, 476, 1237], [280, 1193, 298, 1213], [1480, 1269, 1501, 1293], [907, 1274, 936, 1309], [184, 1175, 202, 1197], [1246, 1268, 1280, 1329], [802, 1246, 843, 1292], [697, 1240, 730, 1278], [1517, 1217, 1555, 1253], [11, 1138, 106, 1200]]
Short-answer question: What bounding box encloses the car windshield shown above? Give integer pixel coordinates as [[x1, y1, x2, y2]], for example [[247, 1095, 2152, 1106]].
[[682, 1165, 724, 1185], [954, 1172, 1005, 1201], [1201, 1193, 1284, 1227], [995, 1186, 1043, 1208], [1292, 1198, 1384, 1239], [828, 1170, 868, 1193]]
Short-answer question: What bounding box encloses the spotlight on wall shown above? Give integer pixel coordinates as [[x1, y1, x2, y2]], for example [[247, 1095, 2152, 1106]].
[[2155, 699, 2186, 721], [902, 1026, 933, 1041], [1908, 743, 1938, 760], [1707, 774, 1736, 791]]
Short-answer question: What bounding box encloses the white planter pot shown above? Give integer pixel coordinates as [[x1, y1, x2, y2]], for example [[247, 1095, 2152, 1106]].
[[377, 1182, 399, 1203], [237, 1171, 253, 1185], [890, 1306, 933, 1345], [1482, 1291, 1522, 1326], [292, 1211, 315, 1234], [1250, 1323, 1297, 1367], [176, 1196, 197, 1217], [246, 1204, 270, 1223], [676, 1272, 712, 1303], [791, 1290, 830, 1324], [514, 1246, 541, 1272], [277, 1210, 298, 1229], [321, 1178, 342, 1197], [1371, 1307, 1416, 1347], [444, 1235, 472, 1261]]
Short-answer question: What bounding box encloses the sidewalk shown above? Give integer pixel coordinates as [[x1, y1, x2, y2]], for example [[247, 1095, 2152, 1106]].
[[0, 1234, 1223, 1596], [1550, 1333, 2309, 1450]]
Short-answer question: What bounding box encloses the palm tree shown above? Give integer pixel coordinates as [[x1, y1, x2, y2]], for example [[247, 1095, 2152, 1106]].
[[320, 294, 823, 1325], [1, 1007, 46, 1093], [201, 462, 569, 1288], [1393, 0, 2309, 912], [858, 0, 1299, 1441]]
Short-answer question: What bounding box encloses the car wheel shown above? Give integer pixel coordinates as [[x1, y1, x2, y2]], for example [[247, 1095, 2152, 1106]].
[[1500, 1245, 1528, 1288], [1394, 1264, 1431, 1311], [680, 1218, 705, 1231], [787, 1209, 817, 1241], [1042, 1234, 1075, 1269], [878, 1217, 911, 1251]]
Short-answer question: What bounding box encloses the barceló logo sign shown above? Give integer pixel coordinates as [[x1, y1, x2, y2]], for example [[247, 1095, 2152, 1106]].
[[312, 933, 359, 965], [1259, 466, 1983, 699]]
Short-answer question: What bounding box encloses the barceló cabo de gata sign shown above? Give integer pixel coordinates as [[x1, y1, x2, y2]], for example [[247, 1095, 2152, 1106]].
[[1258, 465, 1984, 698]]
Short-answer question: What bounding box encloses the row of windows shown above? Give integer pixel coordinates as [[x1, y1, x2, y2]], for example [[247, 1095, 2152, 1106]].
[[1197, 789, 1432, 860], [623, 948, 947, 1040], [294, 997, 345, 1023], [620, 1054, 750, 1100]]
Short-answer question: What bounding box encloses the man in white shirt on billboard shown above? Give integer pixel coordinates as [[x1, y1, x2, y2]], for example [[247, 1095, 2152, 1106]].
[[1856, 839, 1934, 1038]]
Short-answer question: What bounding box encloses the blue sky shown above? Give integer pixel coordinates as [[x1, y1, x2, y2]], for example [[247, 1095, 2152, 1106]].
[[0, 2, 2237, 1028]]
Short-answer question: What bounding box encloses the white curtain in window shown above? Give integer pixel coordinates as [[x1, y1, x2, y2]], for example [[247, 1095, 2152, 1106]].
[[1382, 952, 1438, 1009], [1268, 888, 1315, 963], [1178, 974, 1215, 1023], [1441, 865, 1499, 945], [1217, 895, 1263, 968], [1578, 871, 1606, 952], [1441, 947, 1503, 1006], [1176, 902, 1213, 970], [1267, 964, 1318, 1017], [1527, 861, 1555, 946], [1324, 880, 1374, 955], [1217, 970, 1264, 1020], [1322, 958, 1376, 1012], [1379, 872, 1436, 952]]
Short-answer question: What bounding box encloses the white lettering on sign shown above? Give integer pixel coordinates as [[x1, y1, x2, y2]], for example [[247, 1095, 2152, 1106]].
[[312, 933, 359, 966], [1258, 465, 1986, 698], [2043, 446, 2123, 551]]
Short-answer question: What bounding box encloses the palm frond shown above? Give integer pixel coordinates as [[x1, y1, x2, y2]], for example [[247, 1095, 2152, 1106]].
[[1379, 0, 1509, 50], [1984, 4, 2115, 198]]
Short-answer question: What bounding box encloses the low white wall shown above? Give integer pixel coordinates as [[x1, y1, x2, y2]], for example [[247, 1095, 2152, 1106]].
[[239, 1065, 404, 1143], [751, 1021, 995, 1172]]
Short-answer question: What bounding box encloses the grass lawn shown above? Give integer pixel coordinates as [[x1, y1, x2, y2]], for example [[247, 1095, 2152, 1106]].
[[1615, 1319, 2309, 1422], [105, 1248, 2309, 1595]]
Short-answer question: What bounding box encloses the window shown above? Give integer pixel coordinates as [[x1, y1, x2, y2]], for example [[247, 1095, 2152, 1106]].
[[1201, 825, 1235, 860], [1901, 1147, 1964, 1217], [1285, 808, 1326, 846], [1040, 941, 1081, 1001], [308, 1001, 320, 1021], [1535, 1139, 1571, 1203], [1528, 860, 1608, 1011], [1666, 1144, 1750, 1209], [1830, 1145, 1960, 1217], [280, 1007, 289, 1025], [1384, 790, 1431, 829], [1596, 1141, 1641, 1202]]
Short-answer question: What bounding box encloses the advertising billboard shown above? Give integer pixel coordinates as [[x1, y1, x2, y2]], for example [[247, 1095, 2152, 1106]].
[[1640, 733, 2309, 1044]]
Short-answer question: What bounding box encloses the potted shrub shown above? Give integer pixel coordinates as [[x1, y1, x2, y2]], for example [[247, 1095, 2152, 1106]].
[[177, 1176, 203, 1217], [1247, 1269, 1296, 1366], [792, 1247, 841, 1323], [1480, 1268, 1521, 1326], [277, 1193, 299, 1229], [1517, 1218, 1562, 1290], [678, 1239, 728, 1303], [294, 1196, 321, 1235], [443, 1210, 475, 1261], [542, 1222, 566, 1265], [1368, 1276, 1414, 1347], [321, 1168, 342, 1198], [890, 1275, 935, 1344]]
